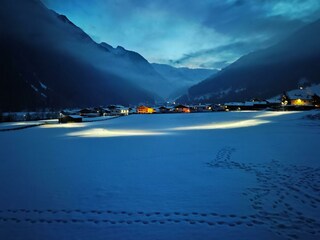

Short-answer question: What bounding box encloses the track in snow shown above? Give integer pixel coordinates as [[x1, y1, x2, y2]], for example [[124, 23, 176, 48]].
[[208, 147, 320, 240]]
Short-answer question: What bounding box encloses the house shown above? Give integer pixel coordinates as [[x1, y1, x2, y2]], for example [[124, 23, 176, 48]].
[[266, 99, 281, 109], [174, 104, 190, 113], [281, 88, 315, 110], [129, 107, 136, 114], [191, 104, 212, 112], [225, 100, 270, 111], [116, 107, 129, 116], [107, 105, 129, 116], [102, 109, 111, 116], [225, 102, 257, 111], [251, 99, 269, 110], [212, 104, 226, 112], [79, 108, 100, 117], [93, 107, 105, 116], [158, 106, 171, 113], [137, 105, 155, 114], [59, 112, 82, 123], [287, 90, 313, 106]]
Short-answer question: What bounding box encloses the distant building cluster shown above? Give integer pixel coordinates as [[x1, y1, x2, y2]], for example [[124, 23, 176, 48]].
[[54, 86, 320, 123], [58, 103, 223, 123], [59, 105, 129, 123], [224, 87, 320, 111]]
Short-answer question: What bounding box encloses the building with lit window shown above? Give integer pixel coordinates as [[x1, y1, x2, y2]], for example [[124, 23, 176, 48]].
[[174, 104, 190, 113], [137, 106, 155, 114]]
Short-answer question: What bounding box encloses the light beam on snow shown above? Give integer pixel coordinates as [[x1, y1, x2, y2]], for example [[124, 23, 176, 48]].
[[40, 123, 88, 128], [66, 128, 168, 138], [254, 111, 298, 118], [170, 119, 271, 131]]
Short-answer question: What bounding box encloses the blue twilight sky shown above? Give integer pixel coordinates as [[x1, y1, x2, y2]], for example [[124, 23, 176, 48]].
[[41, 0, 320, 69]]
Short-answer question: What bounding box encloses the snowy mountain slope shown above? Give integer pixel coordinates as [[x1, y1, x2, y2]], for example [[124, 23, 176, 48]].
[[0, 0, 171, 110], [152, 63, 218, 99], [0, 37, 155, 110], [0, 111, 319, 239], [185, 19, 320, 103], [98, 44, 173, 99]]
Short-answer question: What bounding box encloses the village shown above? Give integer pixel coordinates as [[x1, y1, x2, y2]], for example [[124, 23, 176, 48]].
[[58, 86, 320, 123], [0, 86, 319, 124]]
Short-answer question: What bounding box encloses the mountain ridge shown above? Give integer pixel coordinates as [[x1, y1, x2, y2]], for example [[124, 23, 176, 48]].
[[151, 63, 218, 99], [0, 0, 163, 110], [184, 18, 320, 103]]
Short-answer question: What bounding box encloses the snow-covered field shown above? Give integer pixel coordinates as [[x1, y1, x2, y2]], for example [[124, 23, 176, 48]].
[[0, 116, 117, 131], [0, 111, 319, 240]]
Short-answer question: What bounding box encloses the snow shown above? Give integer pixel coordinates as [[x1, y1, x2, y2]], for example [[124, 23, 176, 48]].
[[287, 89, 313, 100], [0, 119, 58, 131], [225, 101, 267, 107], [30, 84, 39, 92], [81, 116, 118, 122], [0, 111, 319, 240], [235, 87, 246, 93], [0, 121, 43, 131], [39, 81, 47, 90], [195, 88, 237, 101], [268, 84, 320, 102], [41, 93, 47, 98], [225, 102, 246, 106], [220, 87, 232, 95], [0, 116, 119, 131], [252, 101, 268, 105], [65, 115, 82, 119]]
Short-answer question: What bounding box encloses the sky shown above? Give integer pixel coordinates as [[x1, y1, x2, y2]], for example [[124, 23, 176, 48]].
[[41, 0, 320, 69]]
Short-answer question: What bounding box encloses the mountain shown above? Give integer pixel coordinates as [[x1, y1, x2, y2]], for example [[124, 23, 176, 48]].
[[184, 19, 320, 103], [98, 44, 172, 99], [152, 63, 218, 99], [0, 0, 170, 111]]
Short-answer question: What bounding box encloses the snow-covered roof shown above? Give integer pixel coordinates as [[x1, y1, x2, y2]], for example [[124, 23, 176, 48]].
[[193, 104, 211, 108], [252, 101, 268, 105], [68, 115, 82, 119], [268, 84, 320, 102], [225, 102, 254, 106], [116, 105, 126, 108], [107, 105, 126, 109], [224, 102, 243, 106], [243, 102, 254, 106], [225, 101, 269, 106], [287, 89, 313, 100], [267, 97, 281, 103]]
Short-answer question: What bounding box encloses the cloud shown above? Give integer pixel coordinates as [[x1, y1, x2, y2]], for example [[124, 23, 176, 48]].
[[170, 41, 265, 69], [267, 0, 320, 20], [42, 0, 320, 69]]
